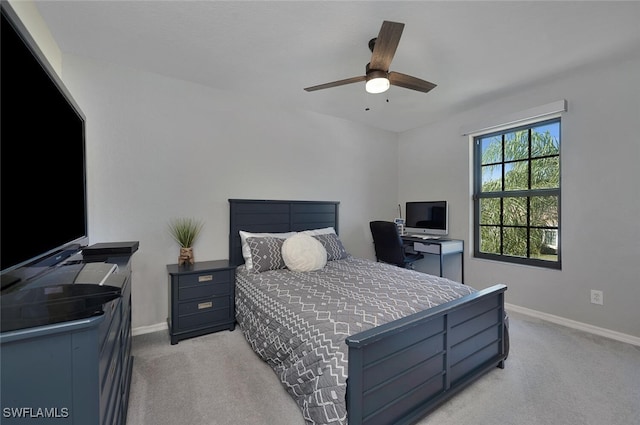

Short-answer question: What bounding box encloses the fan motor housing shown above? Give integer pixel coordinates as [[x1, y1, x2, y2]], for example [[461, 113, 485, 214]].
[[365, 63, 387, 77]]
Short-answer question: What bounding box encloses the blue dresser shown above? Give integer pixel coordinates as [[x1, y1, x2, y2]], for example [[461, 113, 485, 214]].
[[0, 254, 134, 425]]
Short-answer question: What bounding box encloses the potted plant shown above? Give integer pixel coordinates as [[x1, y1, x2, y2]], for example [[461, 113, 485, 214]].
[[168, 217, 204, 266]]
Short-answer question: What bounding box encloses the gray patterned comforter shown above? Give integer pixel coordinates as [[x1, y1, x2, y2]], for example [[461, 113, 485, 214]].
[[234, 256, 476, 425]]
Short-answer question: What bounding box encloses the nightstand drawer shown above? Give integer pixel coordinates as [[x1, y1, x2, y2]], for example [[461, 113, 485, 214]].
[[178, 281, 230, 301], [178, 296, 230, 316], [177, 307, 231, 331], [177, 269, 232, 287]]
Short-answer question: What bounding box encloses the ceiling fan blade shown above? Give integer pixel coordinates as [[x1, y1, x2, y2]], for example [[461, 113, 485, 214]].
[[388, 72, 437, 93], [369, 21, 404, 71], [304, 75, 366, 92]]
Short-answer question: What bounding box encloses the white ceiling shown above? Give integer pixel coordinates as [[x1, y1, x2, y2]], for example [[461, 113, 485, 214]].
[[35, 0, 640, 133]]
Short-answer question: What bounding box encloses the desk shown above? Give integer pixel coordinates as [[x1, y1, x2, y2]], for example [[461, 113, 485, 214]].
[[402, 236, 464, 283]]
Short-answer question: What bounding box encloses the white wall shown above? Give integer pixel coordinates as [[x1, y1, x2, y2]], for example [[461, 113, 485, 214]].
[[61, 55, 397, 329], [398, 53, 640, 338]]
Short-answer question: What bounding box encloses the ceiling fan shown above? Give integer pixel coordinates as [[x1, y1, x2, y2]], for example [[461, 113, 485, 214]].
[[304, 20, 436, 95]]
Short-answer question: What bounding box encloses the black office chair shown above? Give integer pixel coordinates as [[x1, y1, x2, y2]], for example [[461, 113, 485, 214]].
[[369, 221, 424, 269]]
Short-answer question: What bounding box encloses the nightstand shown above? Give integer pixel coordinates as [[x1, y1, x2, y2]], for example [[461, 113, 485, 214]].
[[167, 260, 235, 344]]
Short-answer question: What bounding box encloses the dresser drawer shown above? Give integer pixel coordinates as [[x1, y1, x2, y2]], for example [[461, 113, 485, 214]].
[[100, 330, 122, 416], [102, 353, 122, 425], [122, 309, 132, 361], [177, 269, 232, 287], [99, 300, 122, 382], [97, 297, 120, 352]]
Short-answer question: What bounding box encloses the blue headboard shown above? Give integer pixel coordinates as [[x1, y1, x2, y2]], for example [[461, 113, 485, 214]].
[[228, 199, 340, 267]]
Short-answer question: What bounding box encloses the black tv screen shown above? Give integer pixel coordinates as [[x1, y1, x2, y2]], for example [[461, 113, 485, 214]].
[[1, 5, 88, 275]]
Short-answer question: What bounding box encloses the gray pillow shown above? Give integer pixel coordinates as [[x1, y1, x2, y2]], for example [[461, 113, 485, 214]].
[[313, 233, 348, 261], [245, 236, 286, 273]]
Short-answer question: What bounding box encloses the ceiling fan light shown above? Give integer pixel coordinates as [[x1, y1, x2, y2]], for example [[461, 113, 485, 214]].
[[365, 71, 390, 94]]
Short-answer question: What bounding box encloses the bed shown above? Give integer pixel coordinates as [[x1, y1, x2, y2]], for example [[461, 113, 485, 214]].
[[229, 199, 508, 425]]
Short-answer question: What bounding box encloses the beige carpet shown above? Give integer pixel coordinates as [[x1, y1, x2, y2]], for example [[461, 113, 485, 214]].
[[126, 311, 640, 425]]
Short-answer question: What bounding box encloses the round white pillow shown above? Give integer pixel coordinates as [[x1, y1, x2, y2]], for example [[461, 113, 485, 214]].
[[281, 233, 327, 272]]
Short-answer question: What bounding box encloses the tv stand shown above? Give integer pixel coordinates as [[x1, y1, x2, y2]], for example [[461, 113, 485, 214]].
[[402, 236, 464, 283], [0, 248, 136, 425]]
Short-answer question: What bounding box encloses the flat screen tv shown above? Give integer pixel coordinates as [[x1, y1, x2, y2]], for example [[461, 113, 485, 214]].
[[1, 4, 88, 285], [404, 201, 449, 237]]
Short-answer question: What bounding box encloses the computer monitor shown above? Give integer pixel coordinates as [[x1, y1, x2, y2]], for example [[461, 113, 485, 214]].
[[404, 201, 449, 236]]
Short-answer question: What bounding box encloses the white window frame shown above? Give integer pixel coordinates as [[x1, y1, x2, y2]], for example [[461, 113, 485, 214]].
[[464, 101, 566, 269]]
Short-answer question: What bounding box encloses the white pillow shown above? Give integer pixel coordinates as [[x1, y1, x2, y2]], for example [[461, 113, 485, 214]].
[[300, 227, 337, 236], [281, 233, 327, 272], [239, 230, 297, 271]]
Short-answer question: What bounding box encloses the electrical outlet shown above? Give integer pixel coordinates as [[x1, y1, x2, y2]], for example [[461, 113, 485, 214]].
[[590, 290, 603, 305]]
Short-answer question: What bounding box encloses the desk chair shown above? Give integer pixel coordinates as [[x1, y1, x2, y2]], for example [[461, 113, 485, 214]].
[[369, 221, 424, 269]]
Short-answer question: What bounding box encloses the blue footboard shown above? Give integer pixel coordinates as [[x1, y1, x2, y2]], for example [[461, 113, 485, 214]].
[[345, 284, 508, 425]]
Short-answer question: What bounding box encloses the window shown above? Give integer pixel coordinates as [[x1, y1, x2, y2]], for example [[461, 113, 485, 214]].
[[473, 118, 561, 269]]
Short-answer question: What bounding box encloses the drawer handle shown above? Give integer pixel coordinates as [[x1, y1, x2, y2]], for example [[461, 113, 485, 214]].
[[198, 275, 213, 283], [198, 301, 213, 310]]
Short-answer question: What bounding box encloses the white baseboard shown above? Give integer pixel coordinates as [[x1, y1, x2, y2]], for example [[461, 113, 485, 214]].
[[132, 306, 640, 347], [132, 322, 168, 337], [506, 303, 640, 347]]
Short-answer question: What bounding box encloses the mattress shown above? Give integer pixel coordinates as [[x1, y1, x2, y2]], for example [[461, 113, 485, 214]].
[[234, 256, 476, 425]]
